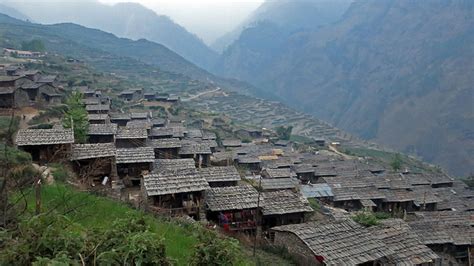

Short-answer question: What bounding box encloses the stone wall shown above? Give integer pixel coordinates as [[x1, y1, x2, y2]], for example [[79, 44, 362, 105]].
[[273, 230, 322, 266]]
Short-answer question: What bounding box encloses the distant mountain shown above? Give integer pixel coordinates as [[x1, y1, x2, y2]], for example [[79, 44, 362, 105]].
[[0, 3, 29, 21], [2, 0, 218, 70], [216, 0, 474, 176], [211, 0, 352, 53]]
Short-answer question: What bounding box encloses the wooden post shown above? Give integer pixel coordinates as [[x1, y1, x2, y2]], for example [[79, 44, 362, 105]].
[[35, 175, 41, 215]]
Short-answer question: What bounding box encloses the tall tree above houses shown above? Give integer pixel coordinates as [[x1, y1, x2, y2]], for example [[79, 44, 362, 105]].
[[63, 92, 88, 144]]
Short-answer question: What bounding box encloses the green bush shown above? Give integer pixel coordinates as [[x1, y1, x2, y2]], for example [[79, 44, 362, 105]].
[[190, 225, 242, 266], [50, 163, 70, 182], [0, 214, 172, 265], [352, 212, 391, 227]]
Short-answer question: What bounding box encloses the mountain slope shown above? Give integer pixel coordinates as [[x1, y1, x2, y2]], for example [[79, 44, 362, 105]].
[[217, 0, 474, 176], [211, 0, 352, 53], [3, 0, 218, 70], [0, 3, 29, 21]]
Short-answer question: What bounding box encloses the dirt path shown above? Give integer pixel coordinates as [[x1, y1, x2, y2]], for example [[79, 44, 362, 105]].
[[182, 87, 221, 102], [18, 107, 39, 130], [328, 144, 353, 160]]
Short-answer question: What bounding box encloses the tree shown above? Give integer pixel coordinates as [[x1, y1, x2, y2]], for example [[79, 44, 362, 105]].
[[63, 92, 88, 143], [390, 154, 403, 171], [275, 126, 293, 140], [21, 39, 45, 52]]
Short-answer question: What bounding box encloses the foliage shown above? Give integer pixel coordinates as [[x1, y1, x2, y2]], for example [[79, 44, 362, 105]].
[[50, 163, 70, 182], [352, 212, 391, 227], [0, 116, 19, 143], [14, 184, 197, 264], [63, 92, 88, 143], [21, 39, 46, 52], [0, 144, 32, 166], [390, 154, 403, 171], [275, 126, 293, 140], [461, 175, 474, 188], [0, 214, 171, 265], [190, 225, 242, 266], [308, 198, 320, 211]]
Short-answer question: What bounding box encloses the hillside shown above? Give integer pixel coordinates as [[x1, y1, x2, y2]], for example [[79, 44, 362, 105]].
[[211, 0, 352, 53], [215, 0, 474, 176], [2, 0, 218, 70]]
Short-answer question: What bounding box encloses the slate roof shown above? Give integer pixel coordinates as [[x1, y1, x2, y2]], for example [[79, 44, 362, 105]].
[[237, 155, 261, 164], [263, 168, 294, 178], [153, 159, 196, 172], [300, 184, 334, 198], [382, 189, 415, 202], [332, 187, 386, 201], [37, 75, 56, 83], [179, 141, 212, 155], [116, 147, 154, 164], [206, 185, 259, 211], [147, 138, 181, 149], [408, 211, 473, 245], [130, 112, 149, 119], [151, 118, 166, 127], [82, 98, 100, 105], [199, 166, 241, 183], [87, 113, 109, 121], [260, 190, 313, 215], [202, 131, 217, 140], [150, 127, 174, 138], [87, 123, 117, 135], [292, 164, 316, 174], [222, 139, 242, 147], [85, 104, 110, 112], [110, 113, 131, 120], [115, 127, 148, 139], [0, 87, 15, 94], [126, 120, 152, 129], [260, 178, 299, 190], [271, 220, 394, 265], [143, 169, 210, 196], [71, 143, 116, 160], [369, 219, 439, 265], [185, 129, 203, 138], [16, 128, 74, 146]]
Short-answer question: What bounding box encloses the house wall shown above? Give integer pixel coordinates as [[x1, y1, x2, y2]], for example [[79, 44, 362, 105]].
[[272, 231, 321, 266], [115, 139, 146, 148], [88, 135, 114, 144]]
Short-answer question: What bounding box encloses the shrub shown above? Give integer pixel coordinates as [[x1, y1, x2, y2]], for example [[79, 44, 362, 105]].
[[190, 225, 242, 266], [352, 212, 391, 227], [0, 214, 172, 265]]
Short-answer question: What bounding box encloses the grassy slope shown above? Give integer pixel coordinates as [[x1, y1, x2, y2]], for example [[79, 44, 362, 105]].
[[20, 184, 196, 265], [19, 184, 292, 265]]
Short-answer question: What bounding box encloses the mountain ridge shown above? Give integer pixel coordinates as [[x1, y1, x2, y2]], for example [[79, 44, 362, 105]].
[[215, 0, 474, 176]]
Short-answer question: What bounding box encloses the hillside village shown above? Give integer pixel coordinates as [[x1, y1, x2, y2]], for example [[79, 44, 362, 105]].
[[0, 47, 472, 266]]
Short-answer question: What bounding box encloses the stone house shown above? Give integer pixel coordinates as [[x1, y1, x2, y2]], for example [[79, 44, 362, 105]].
[[115, 127, 148, 148], [87, 123, 117, 143], [16, 127, 74, 163], [270, 220, 394, 265], [199, 166, 241, 187], [142, 169, 210, 219], [205, 185, 259, 232], [116, 147, 154, 187], [110, 113, 131, 127], [147, 138, 181, 159], [260, 190, 313, 230], [70, 143, 117, 185]]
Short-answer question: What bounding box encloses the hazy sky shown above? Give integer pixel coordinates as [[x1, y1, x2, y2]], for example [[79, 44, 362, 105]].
[[98, 0, 264, 44]]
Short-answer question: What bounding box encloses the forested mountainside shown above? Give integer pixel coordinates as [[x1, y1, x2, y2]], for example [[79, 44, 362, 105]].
[[215, 0, 474, 176], [211, 0, 352, 53], [2, 0, 218, 70]]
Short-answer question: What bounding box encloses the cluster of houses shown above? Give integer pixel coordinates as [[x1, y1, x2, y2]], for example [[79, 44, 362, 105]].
[[12, 83, 473, 265], [3, 48, 45, 59], [0, 64, 61, 108]]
